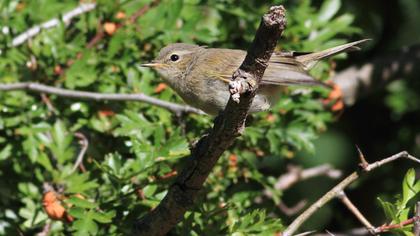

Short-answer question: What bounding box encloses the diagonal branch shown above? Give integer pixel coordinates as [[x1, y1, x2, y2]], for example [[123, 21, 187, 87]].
[[337, 191, 376, 235], [11, 3, 96, 47], [0, 82, 204, 115], [283, 151, 420, 236], [133, 5, 287, 236]]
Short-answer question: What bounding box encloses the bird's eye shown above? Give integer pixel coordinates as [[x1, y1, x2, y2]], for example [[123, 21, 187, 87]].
[[170, 54, 179, 62]]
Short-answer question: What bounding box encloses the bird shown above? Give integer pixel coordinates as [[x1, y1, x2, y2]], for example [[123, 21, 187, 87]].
[[142, 39, 368, 115]]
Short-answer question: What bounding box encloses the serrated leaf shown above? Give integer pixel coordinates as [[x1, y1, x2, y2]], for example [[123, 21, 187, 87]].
[[66, 196, 97, 209], [68, 207, 86, 219], [91, 210, 116, 223], [73, 217, 98, 236]]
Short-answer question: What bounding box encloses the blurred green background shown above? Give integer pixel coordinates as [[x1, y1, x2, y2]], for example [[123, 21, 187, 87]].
[[0, 0, 419, 235]]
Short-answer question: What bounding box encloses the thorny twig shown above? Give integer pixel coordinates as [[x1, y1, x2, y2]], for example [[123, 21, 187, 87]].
[[283, 151, 420, 236]]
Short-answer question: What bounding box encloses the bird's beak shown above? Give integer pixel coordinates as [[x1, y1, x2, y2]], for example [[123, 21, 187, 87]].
[[140, 62, 165, 68]]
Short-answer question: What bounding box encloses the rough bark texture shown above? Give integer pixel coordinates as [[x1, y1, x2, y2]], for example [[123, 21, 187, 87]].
[[133, 5, 287, 236], [333, 44, 420, 105]]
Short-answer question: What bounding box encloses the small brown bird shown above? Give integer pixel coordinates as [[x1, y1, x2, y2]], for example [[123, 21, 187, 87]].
[[142, 40, 368, 115]]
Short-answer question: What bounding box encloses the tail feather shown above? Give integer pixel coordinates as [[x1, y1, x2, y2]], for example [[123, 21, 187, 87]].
[[296, 39, 370, 70]]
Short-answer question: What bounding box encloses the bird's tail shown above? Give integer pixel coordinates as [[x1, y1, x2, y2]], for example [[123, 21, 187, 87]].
[[296, 39, 370, 70]]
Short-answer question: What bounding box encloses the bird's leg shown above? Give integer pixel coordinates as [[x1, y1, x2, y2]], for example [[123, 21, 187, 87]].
[[229, 70, 256, 103]]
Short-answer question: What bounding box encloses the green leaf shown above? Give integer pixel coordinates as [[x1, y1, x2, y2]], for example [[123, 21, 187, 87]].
[[401, 168, 416, 207], [73, 217, 98, 236], [0, 144, 12, 161], [318, 0, 341, 22], [65, 52, 97, 89], [378, 197, 399, 222], [91, 210, 116, 224], [65, 196, 98, 209], [68, 207, 86, 219], [143, 184, 158, 198]]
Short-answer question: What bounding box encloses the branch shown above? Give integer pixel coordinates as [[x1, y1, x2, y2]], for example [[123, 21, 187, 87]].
[[317, 227, 372, 236], [85, 0, 161, 49], [283, 151, 420, 236], [337, 191, 375, 235], [415, 202, 420, 236], [11, 3, 96, 47], [36, 221, 52, 236], [333, 44, 420, 105], [128, 0, 161, 24], [70, 132, 88, 174], [0, 82, 204, 115], [263, 164, 341, 216], [134, 5, 287, 236], [375, 216, 420, 234], [274, 164, 342, 191]]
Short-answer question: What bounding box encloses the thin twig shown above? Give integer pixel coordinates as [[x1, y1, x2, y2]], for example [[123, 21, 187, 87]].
[[294, 231, 316, 236], [134, 5, 287, 236], [86, 20, 105, 49], [374, 216, 420, 233], [415, 202, 420, 236], [36, 221, 52, 236], [324, 230, 336, 236], [40, 93, 58, 115], [0, 82, 204, 115], [70, 132, 88, 174], [274, 164, 342, 191], [277, 200, 307, 216], [283, 151, 420, 236], [337, 191, 376, 235], [11, 3, 96, 47], [86, 0, 161, 49], [129, 0, 161, 24], [315, 227, 370, 236], [263, 164, 341, 216]]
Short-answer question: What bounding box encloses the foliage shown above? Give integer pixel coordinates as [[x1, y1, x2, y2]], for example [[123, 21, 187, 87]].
[[0, 0, 417, 235], [377, 169, 420, 236]]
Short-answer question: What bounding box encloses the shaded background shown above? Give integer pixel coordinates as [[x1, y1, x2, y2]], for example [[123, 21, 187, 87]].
[[290, 0, 420, 232]]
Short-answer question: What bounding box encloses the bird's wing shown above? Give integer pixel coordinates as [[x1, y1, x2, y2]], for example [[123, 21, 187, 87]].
[[200, 49, 328, 87], [202, 39, 369, 87], [260, 54, 328, 87], [198, 49, 244, 83]]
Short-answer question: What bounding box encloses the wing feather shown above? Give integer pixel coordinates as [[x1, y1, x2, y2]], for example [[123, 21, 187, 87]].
[[201, 49, 328, 87]]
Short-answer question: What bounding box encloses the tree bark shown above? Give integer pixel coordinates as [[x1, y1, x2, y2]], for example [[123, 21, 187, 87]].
[[133, 5, 287, 236]]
